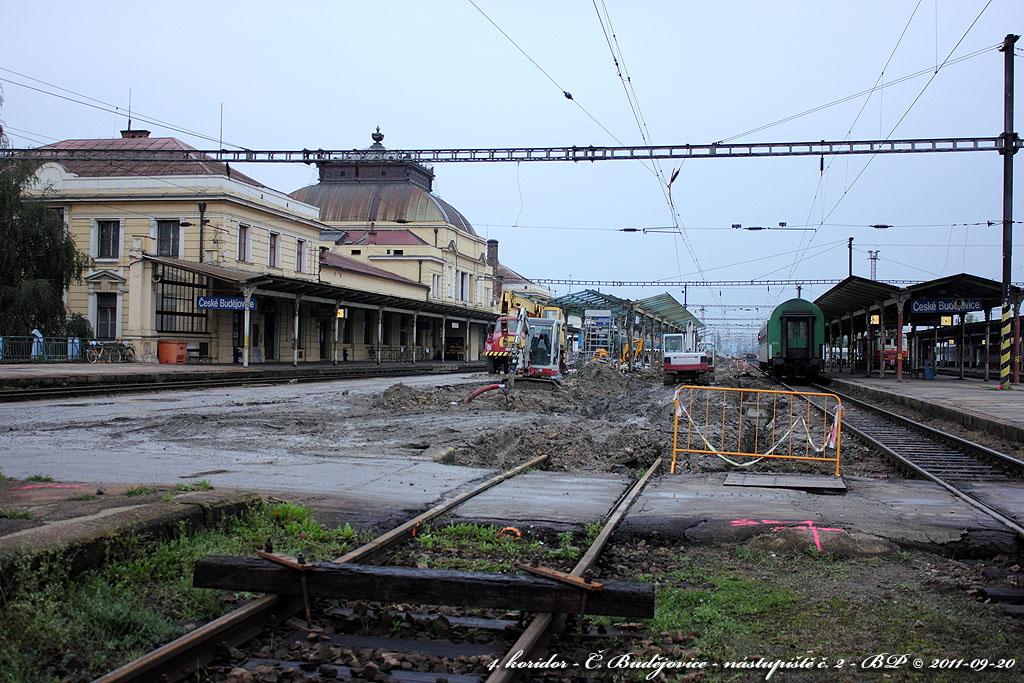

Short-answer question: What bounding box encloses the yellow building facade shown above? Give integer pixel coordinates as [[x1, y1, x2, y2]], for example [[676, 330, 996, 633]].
[[31, 131, 495, 364]]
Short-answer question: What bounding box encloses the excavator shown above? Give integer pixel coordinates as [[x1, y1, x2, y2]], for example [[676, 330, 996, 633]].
[[470, 306, 565, 402]]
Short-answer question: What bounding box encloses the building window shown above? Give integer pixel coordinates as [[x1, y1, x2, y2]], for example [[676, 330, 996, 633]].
[[351, 249, 361, 256], [445, 265, 454, 298], [432, 273, 441, 299], [238, 225, 250, 262], [157, 220, 180, 257], [296, 239, 305, 273], [269, 233, 279, 268], [154, 264, 208, 334], [98, 220, 119, 259], [96, 293, 117, 339]]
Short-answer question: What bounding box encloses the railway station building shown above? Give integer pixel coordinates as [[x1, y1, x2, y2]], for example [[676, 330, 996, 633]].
[[27, 128, 497, 364], [814, 273, 1023, 382], [290, 129, 497, 362]]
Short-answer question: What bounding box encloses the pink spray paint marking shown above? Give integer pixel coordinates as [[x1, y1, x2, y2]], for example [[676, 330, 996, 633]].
[[730, 518, 847, 552]]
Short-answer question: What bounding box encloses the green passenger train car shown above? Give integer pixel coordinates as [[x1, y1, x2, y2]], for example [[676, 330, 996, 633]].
[[757, 298, 825, 378]]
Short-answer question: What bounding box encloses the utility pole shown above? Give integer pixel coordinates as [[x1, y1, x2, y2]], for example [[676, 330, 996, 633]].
[[198, 202, 207, 263], [848, 237, 854, 277], [868, 250, 880, 281], [999, 34, 1019, 387]]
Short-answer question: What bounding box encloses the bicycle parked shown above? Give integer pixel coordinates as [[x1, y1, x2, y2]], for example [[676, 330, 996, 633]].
[[86, 340, 135, 363]]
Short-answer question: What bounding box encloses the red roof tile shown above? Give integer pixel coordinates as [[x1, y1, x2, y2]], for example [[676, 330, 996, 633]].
[[320, 250, 427, 288], [338, 229, 428, 246], [39, 136, 267, 188]]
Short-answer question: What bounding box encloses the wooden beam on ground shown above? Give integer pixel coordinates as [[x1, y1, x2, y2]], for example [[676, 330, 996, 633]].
[[193, 556, 653, 618]]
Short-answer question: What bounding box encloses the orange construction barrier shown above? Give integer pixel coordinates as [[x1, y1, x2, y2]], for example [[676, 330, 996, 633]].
[[671, 385, 843, 476]]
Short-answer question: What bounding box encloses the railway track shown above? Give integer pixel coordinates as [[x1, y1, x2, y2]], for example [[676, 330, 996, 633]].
[[96, 456, 661, 682], [784, 380, 1024, 541], [0, 362, 484, 403]]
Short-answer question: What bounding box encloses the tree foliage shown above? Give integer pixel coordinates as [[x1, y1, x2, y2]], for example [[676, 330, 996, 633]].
[[0, 101, 91, 336]]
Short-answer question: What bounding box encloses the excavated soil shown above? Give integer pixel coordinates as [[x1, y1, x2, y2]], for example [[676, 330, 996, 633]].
[[376, 360, 899, 479]]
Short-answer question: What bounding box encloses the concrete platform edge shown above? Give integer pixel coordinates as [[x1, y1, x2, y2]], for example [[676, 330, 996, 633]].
[[827, 376, 1024, 442], [0, 491, 260, 577]]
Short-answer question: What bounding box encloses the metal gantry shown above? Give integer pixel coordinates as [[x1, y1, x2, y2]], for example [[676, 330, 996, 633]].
[[1, 136, 1017, 165]]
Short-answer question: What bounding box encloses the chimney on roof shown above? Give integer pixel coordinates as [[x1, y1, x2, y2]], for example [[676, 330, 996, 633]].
[[120, 129, 151, 139], [486, 239, 499, 267]]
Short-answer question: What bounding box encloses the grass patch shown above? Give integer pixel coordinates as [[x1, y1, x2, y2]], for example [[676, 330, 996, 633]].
[[0, 500, 362, 682], [175, 480, 214, 492], [640, 545, 1024, 680], [70, 493, 97, 501], [122, 486, 158, 497], [409, 523, 597, 573], [0, 508, 34, 520], [25, 474, 54, 482]]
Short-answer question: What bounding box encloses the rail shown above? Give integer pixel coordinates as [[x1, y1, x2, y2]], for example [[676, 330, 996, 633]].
[[803, 383, 1024, 542], [671, 385, 843, 476], [486, 458, 663, 683], [95, 455, 550, 682]]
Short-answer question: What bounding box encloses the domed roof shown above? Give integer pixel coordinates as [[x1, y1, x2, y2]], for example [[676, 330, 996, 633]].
[[289, 129, 476, 236]]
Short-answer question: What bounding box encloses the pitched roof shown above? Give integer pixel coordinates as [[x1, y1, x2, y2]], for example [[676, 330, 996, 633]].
[[322, 229, 428, 246], [319, 250, 428, 289], [38, 136, 266, 188], [494, 262, 531, 284]]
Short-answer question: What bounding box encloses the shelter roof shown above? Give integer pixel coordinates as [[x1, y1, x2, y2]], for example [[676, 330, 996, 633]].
[[902, 272, 1019, 302], [813, 276, 901, 321], [634, 293, 704, 329], [547, 289, 634, 321], [38, 136, 266, 188], [143, 255, 492, 321]]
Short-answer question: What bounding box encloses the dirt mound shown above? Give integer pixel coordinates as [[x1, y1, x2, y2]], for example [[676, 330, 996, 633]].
[[451, 421, 666, 473], [372, 383, 465, 410]]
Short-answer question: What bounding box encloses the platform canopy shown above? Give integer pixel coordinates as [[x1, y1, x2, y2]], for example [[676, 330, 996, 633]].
[[901, 273, 1021, 325], [814, 276, 901, 322], [547, 289, 698, 332], [634, 293, 704, 329]]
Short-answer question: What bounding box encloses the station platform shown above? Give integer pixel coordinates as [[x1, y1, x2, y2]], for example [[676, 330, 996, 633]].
[[0, 359, 485, 392], [3, 466, 1021, 573], [821, 370, 1024, 442]]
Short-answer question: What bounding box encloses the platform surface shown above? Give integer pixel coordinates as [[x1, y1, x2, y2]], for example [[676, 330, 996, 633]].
[[823, 371, 1024, 440]]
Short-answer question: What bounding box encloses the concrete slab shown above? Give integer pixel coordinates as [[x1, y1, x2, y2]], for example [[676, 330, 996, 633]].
[[621, 473, 1023, 555], [452, 471, 631, 530], [0, 483, 258, 572], [723, 473, 847, 492]]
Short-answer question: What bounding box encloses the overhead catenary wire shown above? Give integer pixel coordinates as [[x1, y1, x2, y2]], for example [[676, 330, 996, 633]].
[[0, 71, 249, 150], [785, 1, 925, 289], [781, 2, 994, 302]]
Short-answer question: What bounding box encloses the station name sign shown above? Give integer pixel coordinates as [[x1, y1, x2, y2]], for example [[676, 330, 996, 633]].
[[908, 298, 983, 315], [197, 296, 255, 310]]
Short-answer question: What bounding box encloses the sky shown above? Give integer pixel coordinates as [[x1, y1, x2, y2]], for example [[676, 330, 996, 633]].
[[2, 1, 1022, 350]]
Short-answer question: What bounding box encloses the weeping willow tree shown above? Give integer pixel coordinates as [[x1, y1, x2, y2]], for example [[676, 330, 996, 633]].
[[0, 95, 91, 336]]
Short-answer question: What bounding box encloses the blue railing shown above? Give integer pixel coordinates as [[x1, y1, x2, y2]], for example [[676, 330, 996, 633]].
[[0, 336, 86, 363]]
